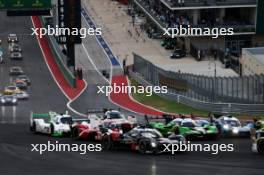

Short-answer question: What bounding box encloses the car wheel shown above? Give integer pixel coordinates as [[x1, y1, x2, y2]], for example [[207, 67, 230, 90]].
[[138, 139, 149, 154], [30, 122, 36, 133], [257, 139, 264, 154], [50, 124, 54, 136], [102, 135, 113, 150], [71, 128, 79, 140]]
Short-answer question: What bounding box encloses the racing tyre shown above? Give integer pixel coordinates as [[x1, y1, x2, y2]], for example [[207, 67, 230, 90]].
[[71, 128, 79, 140], [30, 122, 36, 133], [257, 139, 264, 154], [138, 139, 149, 154], [50, 124, 54, 136], [102, 135, 113, 151]]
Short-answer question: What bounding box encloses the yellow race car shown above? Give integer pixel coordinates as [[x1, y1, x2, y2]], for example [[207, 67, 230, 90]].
[[4, 86, 22, 95]]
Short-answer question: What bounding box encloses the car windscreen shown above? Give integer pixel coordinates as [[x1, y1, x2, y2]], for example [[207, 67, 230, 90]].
[[196, 120, 210, 127], [226, 120, 239, 127], [140, 131, 161, 138], [181, 122, 195, 127], [60, 117, 72, 124], [109, 112, 123, 119]]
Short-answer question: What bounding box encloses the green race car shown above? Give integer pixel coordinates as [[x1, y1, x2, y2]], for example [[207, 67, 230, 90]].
[[150, 118, 219, 140]]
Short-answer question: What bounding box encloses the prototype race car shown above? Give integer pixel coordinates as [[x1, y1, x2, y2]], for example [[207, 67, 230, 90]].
[[71, 110, 136, 141], [30, 111, 73, 137], [8, 34, 18, 43], [10, 52, 22, 60], [150, 118, 218, 140], [101, 125, 186, 154], [9, 66, 23, 75], [216, 116, 251, 137], [0, 95, 18, 106], [251, 120, 264, 154], [71, 114, 101, 140]]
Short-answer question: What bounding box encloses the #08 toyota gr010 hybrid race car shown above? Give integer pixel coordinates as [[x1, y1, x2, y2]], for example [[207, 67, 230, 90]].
[[71, 110, 137, 141], [101, 125, 186, 154], [30, 111, 73, 136]]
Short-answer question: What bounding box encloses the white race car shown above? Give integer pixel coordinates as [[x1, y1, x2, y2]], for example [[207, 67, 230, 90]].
[[89, 110, 137, 128], [216, 116, 251, 137], [30, 111, 72, 136]]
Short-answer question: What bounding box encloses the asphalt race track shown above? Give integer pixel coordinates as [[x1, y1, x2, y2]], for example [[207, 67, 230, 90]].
[[0, 124, 264, 175], [0, 13, 263, 175], [0, 12, 68, 123]]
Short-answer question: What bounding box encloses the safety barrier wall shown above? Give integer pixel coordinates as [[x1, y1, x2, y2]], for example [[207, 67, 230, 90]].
[[131, 53, 264, 115], [40, 17, 76, 88]]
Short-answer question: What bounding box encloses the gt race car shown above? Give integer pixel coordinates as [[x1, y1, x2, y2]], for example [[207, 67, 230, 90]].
[[216, 116, 251, 137], [101, 125, 186, 154], [0, 95, 18, 106], [30, 111, 73, 137]]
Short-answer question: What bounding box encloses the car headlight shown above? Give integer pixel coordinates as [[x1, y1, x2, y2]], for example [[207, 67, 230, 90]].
[[119, 129, 123, 134], [1, 99, 5, 103], [232, 128, 239, 134], [12, 99, 17, 103], [223, 124, 229, 130], [151, 142, 157, 148]]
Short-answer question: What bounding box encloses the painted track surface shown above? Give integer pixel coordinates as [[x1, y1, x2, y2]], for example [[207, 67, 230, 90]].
[[0, 13, 68, 123], [0, 123, 264, 175]]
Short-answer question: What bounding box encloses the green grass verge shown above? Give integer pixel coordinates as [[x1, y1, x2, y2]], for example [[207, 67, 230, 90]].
[[130, 79, 209, 117]]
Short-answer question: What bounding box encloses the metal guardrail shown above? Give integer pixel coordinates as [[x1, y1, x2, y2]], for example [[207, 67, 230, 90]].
[[129, 70, 264, 115]]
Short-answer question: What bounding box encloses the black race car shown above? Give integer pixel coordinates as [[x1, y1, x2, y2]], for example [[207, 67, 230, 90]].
[[101, 125, 185, 154]]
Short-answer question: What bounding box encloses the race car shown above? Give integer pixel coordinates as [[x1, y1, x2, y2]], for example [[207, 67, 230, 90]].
[[4, 86, 22, 95], [215, 116, 251, 137], [150, 118, 219, 140], [92, 109, 137, 127], [10, 52, 23, 60], [71, 110, 136, 141], [101, 125, 186, 154], [14, 91, 29, 100], [9, 43, 22, 53], [71, 114, 101, 140], [30, 111, 73, 137], [9, 66, 23, 75], [0, 95, 18, 106], [13, 80, 27, 90], [251, 120, 264, 154], [15, 75, 31, 85], [8, 34, 18, 43]]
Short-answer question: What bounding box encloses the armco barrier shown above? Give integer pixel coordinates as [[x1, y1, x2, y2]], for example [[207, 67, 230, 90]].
[[40, 17, 76, 88]]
